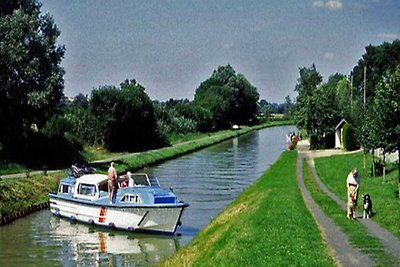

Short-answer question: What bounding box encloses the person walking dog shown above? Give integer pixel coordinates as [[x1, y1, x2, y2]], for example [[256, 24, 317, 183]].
[[346, 168, 360, 219]]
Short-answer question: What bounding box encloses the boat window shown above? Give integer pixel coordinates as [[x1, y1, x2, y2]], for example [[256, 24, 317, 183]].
[[78, 183, 97, 196], [59, 184, 71, 194], [120, 194, 141, 203]]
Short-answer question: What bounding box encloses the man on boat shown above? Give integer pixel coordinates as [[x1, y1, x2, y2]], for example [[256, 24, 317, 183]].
[[108, 162, 118, 203]]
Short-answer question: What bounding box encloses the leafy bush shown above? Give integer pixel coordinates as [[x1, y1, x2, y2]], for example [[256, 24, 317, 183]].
[[23, 132, 82, 169], [342, 123, 359, 151]]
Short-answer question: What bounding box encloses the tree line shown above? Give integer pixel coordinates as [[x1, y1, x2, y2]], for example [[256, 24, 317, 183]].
[[294, 40, 400, 166], [2, 1, 293, 169]]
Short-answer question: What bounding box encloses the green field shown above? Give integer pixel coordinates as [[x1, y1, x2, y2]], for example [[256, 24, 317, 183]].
[[303, 158, 399, 266], [160, 151, 334, 266], [314, 152, 400, 239]]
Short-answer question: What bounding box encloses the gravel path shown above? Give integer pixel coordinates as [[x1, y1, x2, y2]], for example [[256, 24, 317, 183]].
[[297, 140, 400, 266], [296, 151, 374, 266]]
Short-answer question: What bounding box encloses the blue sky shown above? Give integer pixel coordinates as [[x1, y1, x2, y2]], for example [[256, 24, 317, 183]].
[[41, 0, 400, 103]]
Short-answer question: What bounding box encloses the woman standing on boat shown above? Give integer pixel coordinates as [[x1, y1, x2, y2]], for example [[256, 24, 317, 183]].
[[108, 162, 118, 203]]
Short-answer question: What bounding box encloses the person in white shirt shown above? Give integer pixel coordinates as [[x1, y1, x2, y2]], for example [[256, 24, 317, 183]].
[[346, 168, 360, 219], [127, 171, 135, 187]]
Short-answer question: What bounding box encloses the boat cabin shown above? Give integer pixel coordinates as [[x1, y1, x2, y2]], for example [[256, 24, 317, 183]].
[[55, 173, 171, 204]]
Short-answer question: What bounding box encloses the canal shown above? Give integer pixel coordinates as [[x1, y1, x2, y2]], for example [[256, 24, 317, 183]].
[[0, 125, 296, 266]]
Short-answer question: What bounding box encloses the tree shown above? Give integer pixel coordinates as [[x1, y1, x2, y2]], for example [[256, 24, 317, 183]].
[[283, 95, 295, 118], [0, 0, 65, 159], [351, 40, 400, 105], [294, 66, 341, 149], [89, 80, 166, 152], [194, 65, 259, 130], [367, 66, 400, 182], [294, 64, 323, 139]]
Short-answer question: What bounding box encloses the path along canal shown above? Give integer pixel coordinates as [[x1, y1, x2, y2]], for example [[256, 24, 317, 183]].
[[0, 125, 296, 266]]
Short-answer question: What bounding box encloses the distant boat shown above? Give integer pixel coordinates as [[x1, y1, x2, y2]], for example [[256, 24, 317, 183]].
[[49, 172, 189, 234], [232, 124, 240, 130]]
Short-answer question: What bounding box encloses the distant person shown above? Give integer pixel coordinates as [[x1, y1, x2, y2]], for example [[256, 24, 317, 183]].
[[127, 171, 135, 187], [108, 162, 118, 203], [346, 168, 360, 219]]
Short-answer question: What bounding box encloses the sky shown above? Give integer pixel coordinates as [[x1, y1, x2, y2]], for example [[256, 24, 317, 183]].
[[40, 0, 400, 103]]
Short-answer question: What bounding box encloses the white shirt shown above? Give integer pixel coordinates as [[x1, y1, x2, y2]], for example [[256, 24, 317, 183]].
[[346, 171, 360, 187]]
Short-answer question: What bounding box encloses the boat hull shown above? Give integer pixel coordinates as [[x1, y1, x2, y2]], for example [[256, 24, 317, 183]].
[[49, 195, 187, 234]]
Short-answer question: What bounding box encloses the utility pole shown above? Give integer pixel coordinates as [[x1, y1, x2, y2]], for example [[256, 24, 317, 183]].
[[363, 66, 367, 172], [350, 75, 353, 105], [363, 66, 366, 108]]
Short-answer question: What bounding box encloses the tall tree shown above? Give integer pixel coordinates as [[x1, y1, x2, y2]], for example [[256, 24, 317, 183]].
[[351, 40, 400, 105], [294, 64, 323, 135], [0, 0, 65, 157], [294, 66, 342, 148], [194, 65, 259, 130], [367, 66, 400, 182]]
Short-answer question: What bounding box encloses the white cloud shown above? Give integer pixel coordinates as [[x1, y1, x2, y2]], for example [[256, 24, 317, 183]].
[[324, 52, 335, 60], [312, 1, 325, 8], [326, 0, 343, 10], [378, 32, 400, 40], [312, 0, 342, 10]]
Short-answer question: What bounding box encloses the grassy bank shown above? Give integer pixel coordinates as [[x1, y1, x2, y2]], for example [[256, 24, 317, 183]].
[[0, 120, 291, 222], [314, 152, 400, 239], [0, 171, 65, 222], [303, 159, 399, 266], [160, 151, 334, 266]]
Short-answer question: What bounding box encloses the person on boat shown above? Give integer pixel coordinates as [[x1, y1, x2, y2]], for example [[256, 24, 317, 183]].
[[119, 178, 128, 188], [108, 162, 118, 203], [127, 171, 135, 187]]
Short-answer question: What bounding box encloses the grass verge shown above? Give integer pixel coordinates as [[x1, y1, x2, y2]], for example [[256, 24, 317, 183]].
[[160, 151, 334, 267], [314, 152, 400, 239], [303, 158, 399, 266], [0, 171, 65, 221]]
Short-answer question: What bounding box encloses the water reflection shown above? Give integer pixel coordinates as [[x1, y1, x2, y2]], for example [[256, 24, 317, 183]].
[[46, 216, 179, 266]]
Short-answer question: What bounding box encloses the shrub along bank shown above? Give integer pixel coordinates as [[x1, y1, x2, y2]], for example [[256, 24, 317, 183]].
[[160, 151, 334, 266], [0, 120, 291, 224]]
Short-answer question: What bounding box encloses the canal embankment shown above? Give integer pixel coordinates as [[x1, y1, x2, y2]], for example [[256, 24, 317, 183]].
[[159, 151, 335, 266], [0, 120, 291, 225]]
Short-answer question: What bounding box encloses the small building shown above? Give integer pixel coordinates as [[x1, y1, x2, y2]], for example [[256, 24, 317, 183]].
[[335, 118, 347, 149]]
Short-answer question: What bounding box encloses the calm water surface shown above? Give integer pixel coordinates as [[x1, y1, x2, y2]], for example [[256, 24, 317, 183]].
[[0, 125, 295, 266]]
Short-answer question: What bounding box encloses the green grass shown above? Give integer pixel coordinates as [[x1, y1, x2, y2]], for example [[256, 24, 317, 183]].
[[314, 152, 400, 239], [303, 158, 399, 266], [160, 151, 334, 267], [167, 132, 214, 145], [0, 160, 28, 175], [81, 146, 127, 162], [0, 171, 65, 221]]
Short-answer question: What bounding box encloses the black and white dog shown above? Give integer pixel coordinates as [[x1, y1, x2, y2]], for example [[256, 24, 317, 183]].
[[362, 194, 373, 219]]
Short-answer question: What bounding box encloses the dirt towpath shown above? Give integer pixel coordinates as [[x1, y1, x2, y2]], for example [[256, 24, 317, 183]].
[[297, 140, 400, 266]]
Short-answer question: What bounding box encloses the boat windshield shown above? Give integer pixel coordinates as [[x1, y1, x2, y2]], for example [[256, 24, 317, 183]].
[[132, 173, 150, 186]]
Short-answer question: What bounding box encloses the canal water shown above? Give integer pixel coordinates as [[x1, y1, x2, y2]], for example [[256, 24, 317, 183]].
[[0, 125, 295, 266]]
